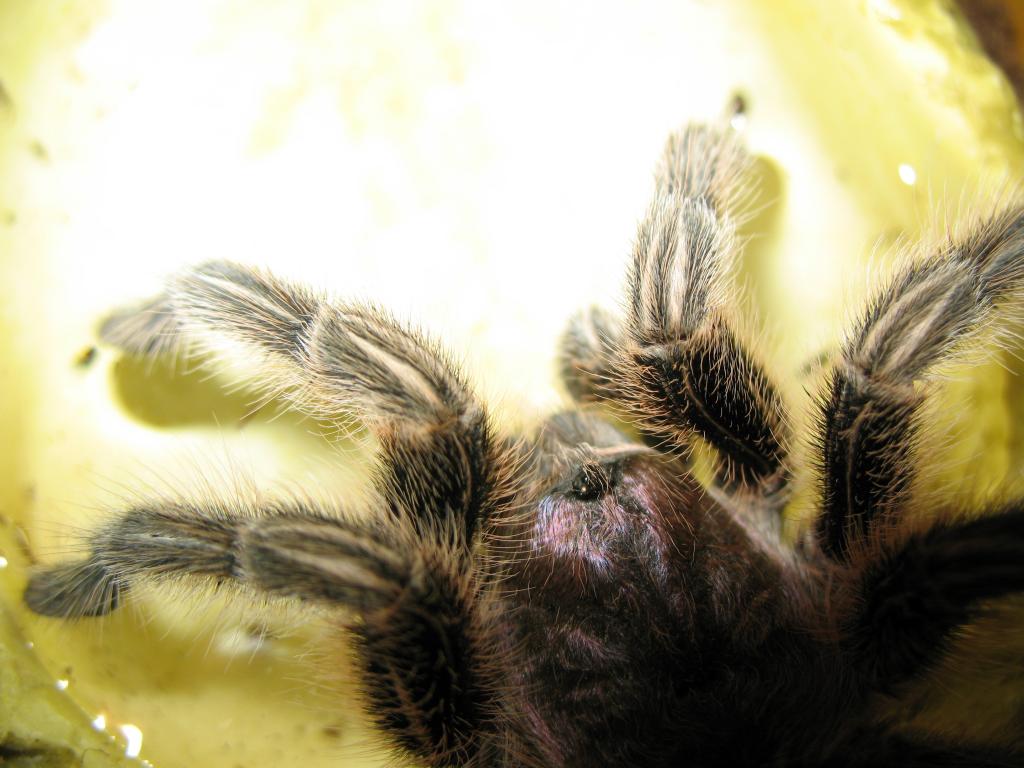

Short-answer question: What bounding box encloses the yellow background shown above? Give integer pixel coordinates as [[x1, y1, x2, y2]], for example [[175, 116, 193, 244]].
[[1, 1, 1023, 765]]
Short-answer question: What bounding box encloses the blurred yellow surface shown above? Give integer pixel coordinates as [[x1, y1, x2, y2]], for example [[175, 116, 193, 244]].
[[1, 1, 1023, 765]]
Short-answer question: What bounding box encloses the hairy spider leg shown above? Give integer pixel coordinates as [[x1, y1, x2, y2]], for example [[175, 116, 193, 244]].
[[24, 499, 516, 766], [816, 203, 1024, 558], [845, 505, 1024, 686], [31, 261, 533, 765], [100, 261, 516, 539], [559, 125, 791, 504]]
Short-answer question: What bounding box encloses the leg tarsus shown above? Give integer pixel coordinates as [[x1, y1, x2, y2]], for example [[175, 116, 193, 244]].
[[100, 293, 181, 358], [24, 559, 123, 618], [558, 306, 622, 404]]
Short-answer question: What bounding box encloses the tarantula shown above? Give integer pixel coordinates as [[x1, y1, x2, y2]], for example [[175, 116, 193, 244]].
[[23, 122, 1024, 767]]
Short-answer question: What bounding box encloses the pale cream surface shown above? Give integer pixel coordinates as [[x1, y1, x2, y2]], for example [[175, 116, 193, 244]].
[[1, 1, 1023, 766]]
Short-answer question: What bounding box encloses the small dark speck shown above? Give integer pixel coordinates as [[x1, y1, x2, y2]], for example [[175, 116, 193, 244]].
[[729, 92, 748, 117], [75, 346, 98, 369], [0, 80, 11, 112], [321, 724, 344, 740], [2, 210, 15, 227], [29, 140, 50, 163]]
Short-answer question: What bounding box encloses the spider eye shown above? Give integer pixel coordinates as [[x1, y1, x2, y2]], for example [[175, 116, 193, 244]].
[[569, 465, 609, 501]]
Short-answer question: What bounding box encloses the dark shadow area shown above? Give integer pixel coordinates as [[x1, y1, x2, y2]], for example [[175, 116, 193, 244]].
[[110, 354, 264, 428], [958, 0, 1024, 106], [0, 738, 79, 768], [106, 352, 371, 465], [109, 353, 323, 435]]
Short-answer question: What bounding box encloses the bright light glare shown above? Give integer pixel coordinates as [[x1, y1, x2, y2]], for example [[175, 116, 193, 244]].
[[868, 0, 903, 22], [120, 723, 144, 758]]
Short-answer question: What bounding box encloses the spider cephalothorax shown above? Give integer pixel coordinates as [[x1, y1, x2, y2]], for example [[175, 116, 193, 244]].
[[24, 121, 1024, 767]]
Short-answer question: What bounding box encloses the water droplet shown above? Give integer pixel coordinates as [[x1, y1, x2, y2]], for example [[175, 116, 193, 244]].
[[120, 723, 144, 758], [898, 163, 917, 185]]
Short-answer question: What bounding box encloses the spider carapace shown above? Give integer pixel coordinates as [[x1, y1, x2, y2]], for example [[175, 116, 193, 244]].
[[24, 122, 1024, 767]]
